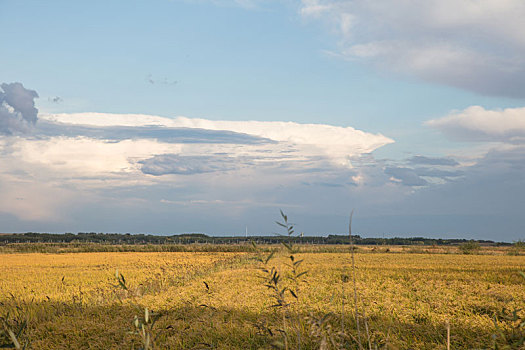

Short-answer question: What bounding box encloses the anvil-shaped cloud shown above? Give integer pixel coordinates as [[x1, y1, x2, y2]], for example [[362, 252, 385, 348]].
[[43, 113, 392, 152], [0, 112, 393, 223], [39, 112, 394, 175]]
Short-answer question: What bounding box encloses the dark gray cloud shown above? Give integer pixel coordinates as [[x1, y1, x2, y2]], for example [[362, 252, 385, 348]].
[[36, 120, 272, 144], [335, 146, 525, 239], [408, 155, 459, 166], [140, 154, 238, 175], [0, 82, 39, 135], [401, 146, 525, 222]]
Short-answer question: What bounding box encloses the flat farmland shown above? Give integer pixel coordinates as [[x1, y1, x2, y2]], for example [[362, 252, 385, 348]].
[[0, 248, 524, 349]]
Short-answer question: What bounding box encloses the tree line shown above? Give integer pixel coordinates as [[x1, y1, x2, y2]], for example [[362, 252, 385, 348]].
[[0, 232, 506, 246]]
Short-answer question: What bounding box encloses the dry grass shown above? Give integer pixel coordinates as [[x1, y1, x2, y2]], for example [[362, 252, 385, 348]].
[[0, 242, 519, 255]]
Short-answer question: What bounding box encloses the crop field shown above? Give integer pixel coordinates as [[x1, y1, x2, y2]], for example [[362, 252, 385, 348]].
[[0, 247, 524, 349]]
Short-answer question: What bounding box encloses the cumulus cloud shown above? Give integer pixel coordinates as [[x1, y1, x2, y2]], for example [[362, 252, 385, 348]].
[[0, 82, 39, 135], [426, 106, 525, 143], [299, 0, 525, 97]]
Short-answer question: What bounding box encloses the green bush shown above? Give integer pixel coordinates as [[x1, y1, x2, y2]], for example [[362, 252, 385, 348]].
[[459, 241, 481, 255]]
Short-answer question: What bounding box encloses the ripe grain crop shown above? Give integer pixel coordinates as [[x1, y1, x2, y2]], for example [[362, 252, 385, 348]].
[[0, 249, 524, 348]]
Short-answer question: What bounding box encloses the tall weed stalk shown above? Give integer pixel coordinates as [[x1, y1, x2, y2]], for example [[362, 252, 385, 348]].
[[254, 210, 308, 349]]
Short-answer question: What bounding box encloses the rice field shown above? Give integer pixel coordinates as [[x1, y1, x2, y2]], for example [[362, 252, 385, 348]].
[[0, 247, 524, 349]]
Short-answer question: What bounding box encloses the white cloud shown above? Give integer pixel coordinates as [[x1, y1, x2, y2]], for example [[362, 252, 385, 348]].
[[300, 0, 331, 17], [0, 112, 393, 222], [426, 106, 525, 142], [15, 137, 177, 176], [42, 112, 394, 167], [299, 0, 525, 97]]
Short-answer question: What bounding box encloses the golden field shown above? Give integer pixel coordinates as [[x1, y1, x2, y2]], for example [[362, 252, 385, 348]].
[[0, 247, 524, 349]]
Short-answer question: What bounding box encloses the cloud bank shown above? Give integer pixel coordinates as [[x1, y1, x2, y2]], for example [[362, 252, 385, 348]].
[[0, 111, 394, 223], [2, 107, 523, 239], [300, 0, 525, 97]]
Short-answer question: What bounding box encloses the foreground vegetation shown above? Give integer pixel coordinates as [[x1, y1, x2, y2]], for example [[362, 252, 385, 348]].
[[0, 244, 524, 349]]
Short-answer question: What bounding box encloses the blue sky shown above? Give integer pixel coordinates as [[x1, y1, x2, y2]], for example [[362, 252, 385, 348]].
[[1, 0, 524, 240]]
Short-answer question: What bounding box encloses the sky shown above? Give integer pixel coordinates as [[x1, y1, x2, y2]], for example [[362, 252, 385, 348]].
[[1, 0, 524, 241]]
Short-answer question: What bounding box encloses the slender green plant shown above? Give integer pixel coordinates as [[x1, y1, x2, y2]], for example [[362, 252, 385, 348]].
[[348, 209, 363, 348], [0, 315, 26, 349], [113, 269, 161, 350], [253, 210, 308, 349], [132, 307, 162, 350], [0, 295, 30, 350]]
